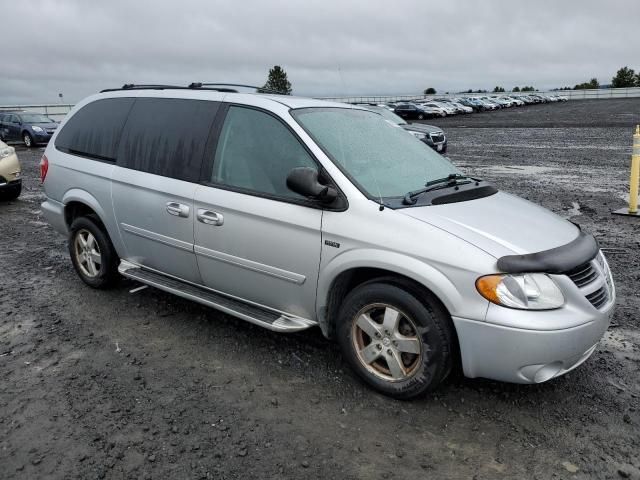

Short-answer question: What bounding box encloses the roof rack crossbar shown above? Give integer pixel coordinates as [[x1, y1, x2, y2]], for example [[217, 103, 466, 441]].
[[100, 84, 240, 93], [188, 83, 282, 95]]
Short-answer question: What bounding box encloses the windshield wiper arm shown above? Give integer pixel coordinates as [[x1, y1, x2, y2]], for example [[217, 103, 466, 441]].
[[402, 173, 472, 205]]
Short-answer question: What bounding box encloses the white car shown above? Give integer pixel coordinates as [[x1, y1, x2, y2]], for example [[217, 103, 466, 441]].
[[431, 102, 457, 115], [417, 103, 447, 117], [450, 101, 473, 114]]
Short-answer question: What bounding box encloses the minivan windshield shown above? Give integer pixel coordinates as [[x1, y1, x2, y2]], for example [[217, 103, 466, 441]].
[[292, 107, 459, 198], [363, 105, 407, 126]]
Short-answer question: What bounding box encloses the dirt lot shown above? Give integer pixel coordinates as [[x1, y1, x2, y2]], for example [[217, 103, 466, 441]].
[[1, 99, 639, 479]]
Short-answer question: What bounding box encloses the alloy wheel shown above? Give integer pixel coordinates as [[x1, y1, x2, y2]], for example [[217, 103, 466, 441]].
[[74, 229, 102, 278], [351, 303, 423, 382]]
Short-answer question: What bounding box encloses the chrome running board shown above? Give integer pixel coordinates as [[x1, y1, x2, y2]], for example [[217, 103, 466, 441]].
[[118, 261, 317, 333]]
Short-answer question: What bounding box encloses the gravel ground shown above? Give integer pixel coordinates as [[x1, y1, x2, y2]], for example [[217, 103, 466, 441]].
[[1, 99, 639, 479]]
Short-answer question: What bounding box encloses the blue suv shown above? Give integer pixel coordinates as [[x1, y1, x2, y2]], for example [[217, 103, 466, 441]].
[[0, 112, 58, 148]]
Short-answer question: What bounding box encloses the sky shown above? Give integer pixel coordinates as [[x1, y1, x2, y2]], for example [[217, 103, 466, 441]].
[[1, 0, 638, 104]]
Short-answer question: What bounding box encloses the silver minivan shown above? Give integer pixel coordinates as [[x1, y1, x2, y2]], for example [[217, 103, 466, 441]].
[[41, 85, 615, 398]]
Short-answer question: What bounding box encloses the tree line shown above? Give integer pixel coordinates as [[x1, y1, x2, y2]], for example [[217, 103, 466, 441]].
[[423, 66, 640, 95], [256, 64, 640, 97], [565, 66, 640, 90]]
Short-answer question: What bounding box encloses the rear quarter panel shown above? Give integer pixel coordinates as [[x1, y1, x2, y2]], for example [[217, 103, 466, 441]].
[[43, 145, 125, 257]]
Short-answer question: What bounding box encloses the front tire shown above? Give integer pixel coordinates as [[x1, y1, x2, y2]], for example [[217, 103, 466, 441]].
[[337, 281, 453, 399], [68, 215, 119, 288], [23, 132, 34, 148]]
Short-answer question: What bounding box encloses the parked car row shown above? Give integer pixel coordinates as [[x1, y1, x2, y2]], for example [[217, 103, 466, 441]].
[[357, 104, 448, 153], [377, 93, 568, 119], [0, 111, 59, 148]]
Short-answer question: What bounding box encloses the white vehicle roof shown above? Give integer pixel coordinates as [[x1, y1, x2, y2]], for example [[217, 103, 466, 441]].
[[86, 88, 355, 112]]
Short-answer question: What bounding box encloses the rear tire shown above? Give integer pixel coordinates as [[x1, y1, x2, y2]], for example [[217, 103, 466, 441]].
[[337, 281, 453, 399], [68, 215, 119, 289], [417, 113, 425, 120]]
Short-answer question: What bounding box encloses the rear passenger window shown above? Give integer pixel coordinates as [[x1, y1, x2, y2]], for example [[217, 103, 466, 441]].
[[55, 98, 134, 161], [211, 106, 317, 199], [117, 98, 219, 182]]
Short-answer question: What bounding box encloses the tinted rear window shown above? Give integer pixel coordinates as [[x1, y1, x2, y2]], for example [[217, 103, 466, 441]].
[[55, 98, 134, 161], [117, 98, 218, 182]]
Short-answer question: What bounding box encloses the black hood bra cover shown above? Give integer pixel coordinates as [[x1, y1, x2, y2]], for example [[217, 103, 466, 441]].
[[496, 230, 599, 274]]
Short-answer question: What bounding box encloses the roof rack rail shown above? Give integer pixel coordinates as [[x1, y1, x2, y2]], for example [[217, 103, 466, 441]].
[[99, 83, 284, 95], [188, 83, 282, 95], [100, 83, 241, 93], [100, 84, 187, 93]]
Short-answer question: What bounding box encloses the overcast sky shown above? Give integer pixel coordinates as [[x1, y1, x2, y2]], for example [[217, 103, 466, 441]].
[[1, 0, 638, 104]]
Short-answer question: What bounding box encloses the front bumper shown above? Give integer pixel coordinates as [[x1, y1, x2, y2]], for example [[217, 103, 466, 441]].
[[0, 177, 21, 191], [33, 132, 54, 143], [435, 140, 447, 153], [453, 299, 614, 384]]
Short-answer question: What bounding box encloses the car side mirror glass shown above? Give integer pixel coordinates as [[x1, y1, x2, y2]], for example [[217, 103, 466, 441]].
[[286, 167, 337, 204]]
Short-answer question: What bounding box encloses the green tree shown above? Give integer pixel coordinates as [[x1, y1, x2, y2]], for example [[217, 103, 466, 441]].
[[521, 86, 535, 92], [611, 66, 636, 88], [423, 87, 436, 94], [574, 78, 599, 90], [637, 73, 640, 87], [512, 86, 520, 92], [261, 65, 292, 94], [493, 86, 505, 92]]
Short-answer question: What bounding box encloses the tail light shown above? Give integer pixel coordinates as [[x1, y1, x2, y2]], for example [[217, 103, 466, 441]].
[[40, 154, 49, 183]]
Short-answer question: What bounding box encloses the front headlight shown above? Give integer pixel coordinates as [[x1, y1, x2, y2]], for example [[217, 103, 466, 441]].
[[32, 126, 44, 133], [409, 131, 427, 139], [476, 273, 564, 310], [0, 146, 15, 159]]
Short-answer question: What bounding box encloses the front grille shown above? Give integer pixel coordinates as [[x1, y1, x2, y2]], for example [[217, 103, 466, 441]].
[[46, 129, 56, 134], [586, 286, 608, 309], [564, 253, 613, 310], [565, 262, 598, 288], [430, 133, 445, 143]]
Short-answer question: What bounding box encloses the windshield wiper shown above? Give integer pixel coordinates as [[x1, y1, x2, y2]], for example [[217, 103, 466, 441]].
[[402, 173, 473, 205]]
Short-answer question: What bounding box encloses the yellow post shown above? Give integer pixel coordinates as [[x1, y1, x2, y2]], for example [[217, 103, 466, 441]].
[[630, 125, 640, 214]]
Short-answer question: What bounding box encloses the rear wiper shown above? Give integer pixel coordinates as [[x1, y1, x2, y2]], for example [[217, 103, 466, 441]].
[[402, 173, 475, 205]]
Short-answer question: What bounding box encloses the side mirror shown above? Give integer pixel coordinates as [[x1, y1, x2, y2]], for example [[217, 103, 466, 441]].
[[286, 167, 337, 204]]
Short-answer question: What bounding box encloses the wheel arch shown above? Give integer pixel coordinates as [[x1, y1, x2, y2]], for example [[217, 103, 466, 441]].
[[61, 189, 126, 258], [62, 189, 109, 229], [317, 250, 463, 339]]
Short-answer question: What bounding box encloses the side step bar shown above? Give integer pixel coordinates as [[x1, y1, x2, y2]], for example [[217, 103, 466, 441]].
[[118, 261, 317, 333]]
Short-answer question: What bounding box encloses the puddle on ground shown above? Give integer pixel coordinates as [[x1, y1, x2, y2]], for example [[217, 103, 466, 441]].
[[18, 193, 46, 201], [601, 329, 640, 363], [561, 202, 582, 219], [455, 142, 631, 152], [452, 163, 627, 196], [476, 165, 557, 176]]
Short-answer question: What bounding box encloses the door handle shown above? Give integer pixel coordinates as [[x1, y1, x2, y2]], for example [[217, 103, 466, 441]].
[[166, 202, 190, 218], [197, 209, 224, 226]]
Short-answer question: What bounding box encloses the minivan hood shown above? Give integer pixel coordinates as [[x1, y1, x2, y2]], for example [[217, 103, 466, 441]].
[[399, 191, 580, 259]]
